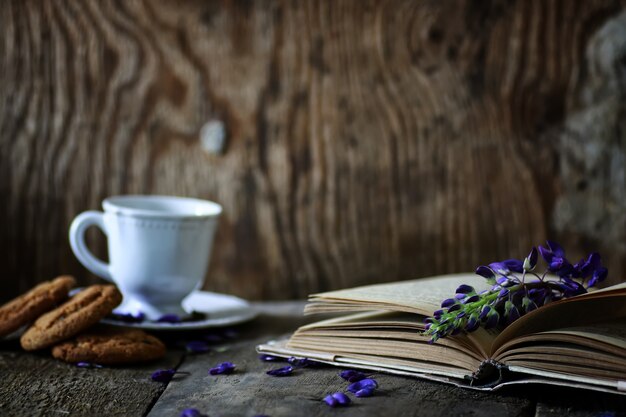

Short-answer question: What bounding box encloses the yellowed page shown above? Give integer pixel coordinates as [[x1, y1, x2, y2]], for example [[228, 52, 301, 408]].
[[491, 292, 626, 355], [305, 273, 490, 316], [497, 345, 626, 368], [550, 321, 626, 350], [288, 336, 481, 371]]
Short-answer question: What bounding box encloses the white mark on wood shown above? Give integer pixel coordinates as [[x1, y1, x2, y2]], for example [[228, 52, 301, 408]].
[[200, 120, 226, 155]]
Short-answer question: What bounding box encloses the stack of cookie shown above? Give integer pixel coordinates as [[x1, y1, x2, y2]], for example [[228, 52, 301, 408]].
[[0, 276, 166, 365]]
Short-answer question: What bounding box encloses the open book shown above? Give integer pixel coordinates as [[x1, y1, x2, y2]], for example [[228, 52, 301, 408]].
[[258, 273, 626, 395]]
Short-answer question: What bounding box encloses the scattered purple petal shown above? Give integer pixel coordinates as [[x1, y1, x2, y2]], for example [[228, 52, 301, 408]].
[[331, 392, 351, 405], [324, 392, 351, 407], [355, 387, 375, 397], [266, 366, 293, 377], [339, 369, 367, 383], [324, 394, 338, 407], [111, 311, 145, 323], [209, 362, 236, 375], [151, 369, 177, 382], [180, 408, 207, 417], [157, 314, 182, 323], [76, 362, 103, 369], [347, 378, 378, 393], [185, 341, 210, 354]]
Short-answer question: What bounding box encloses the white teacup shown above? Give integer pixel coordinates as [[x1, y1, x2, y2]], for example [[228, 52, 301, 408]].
[[69, 195, 222, 320]]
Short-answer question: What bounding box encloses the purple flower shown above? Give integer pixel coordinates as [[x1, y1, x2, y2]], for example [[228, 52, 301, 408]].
[[426, 242, 609, 343], [209, 362, 236, 375], [463, 295, 480, 304], [185, 341, 210, 354], [465, 317, 480, 332], [447, 303, 461, 312], [507, 305, 520, 324], [347, 378, 378, 393], [323, 392, 351, 407], [157, 314, 182, 323], [580, 253, 601, 277], [266, 366, 293, 377], [441, 298, 456, 308], [111, 311, 145, 323], [339, 369, 367, 383], [259, 354, 282, 362], [180, 409, 207, 417], [151, 369, 177, 382], [523, 247, 538, 271], [588, 267, 608, 287], [475, 265, 495, 279], [538, 240, 565, 262], [355, 387, 375, 397], [456, 284, 474, 294], [489, 259, 524, 275], [483, 311, 499, 329], [539, 241, 573, 275]]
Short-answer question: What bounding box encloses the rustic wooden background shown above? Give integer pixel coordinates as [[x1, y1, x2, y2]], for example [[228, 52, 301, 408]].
[[2, 0, 626, 302]]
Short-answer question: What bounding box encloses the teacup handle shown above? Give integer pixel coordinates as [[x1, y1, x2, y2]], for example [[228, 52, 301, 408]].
[[69, 211, 113, 282]]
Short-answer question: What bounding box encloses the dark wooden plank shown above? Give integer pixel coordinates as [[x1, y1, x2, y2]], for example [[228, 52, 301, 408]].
[[532, 386, 626, 417], [2, 0, 626, 303], [0, 338, 183, 417]]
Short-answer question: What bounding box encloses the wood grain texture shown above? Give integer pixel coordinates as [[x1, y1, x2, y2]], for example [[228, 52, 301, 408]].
[[0, 343, 182, 416], [2, 0, 626, 301]]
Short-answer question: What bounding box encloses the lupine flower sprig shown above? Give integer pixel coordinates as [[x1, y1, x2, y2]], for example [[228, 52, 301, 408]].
[[425, 241, 608, 343]]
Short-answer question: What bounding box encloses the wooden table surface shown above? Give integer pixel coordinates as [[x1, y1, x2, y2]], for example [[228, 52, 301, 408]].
[[1, 302, 625, 417]]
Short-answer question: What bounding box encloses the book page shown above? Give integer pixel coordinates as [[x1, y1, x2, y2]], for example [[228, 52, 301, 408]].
[[546, 321, 626, 350], [492, 317, 626, 387], [496, 345, 626, 369], [305, 273, 490, 316], [491, 293, 626, 355]]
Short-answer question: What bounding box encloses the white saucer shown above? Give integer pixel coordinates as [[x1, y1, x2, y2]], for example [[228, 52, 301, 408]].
[[100, 291, 258, 331]]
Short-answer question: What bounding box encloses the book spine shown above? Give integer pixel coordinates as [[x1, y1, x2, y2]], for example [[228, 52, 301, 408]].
[[466, 359, 509, 388]]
